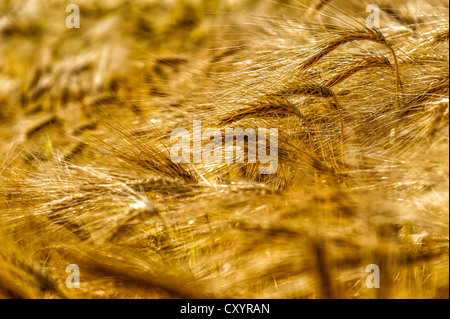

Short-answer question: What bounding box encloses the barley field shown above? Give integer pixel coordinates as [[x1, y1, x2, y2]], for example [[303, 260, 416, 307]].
[[0, 0, 448, 299]]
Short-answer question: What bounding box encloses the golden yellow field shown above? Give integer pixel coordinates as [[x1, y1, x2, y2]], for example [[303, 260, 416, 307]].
[[0, 0, 448, 299]]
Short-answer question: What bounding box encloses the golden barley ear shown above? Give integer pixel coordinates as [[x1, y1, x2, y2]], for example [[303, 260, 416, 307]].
[[298, 27, 402, 111]]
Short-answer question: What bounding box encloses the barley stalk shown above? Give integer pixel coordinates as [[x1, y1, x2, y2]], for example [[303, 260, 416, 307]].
[[299, 28, 402, 111]]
